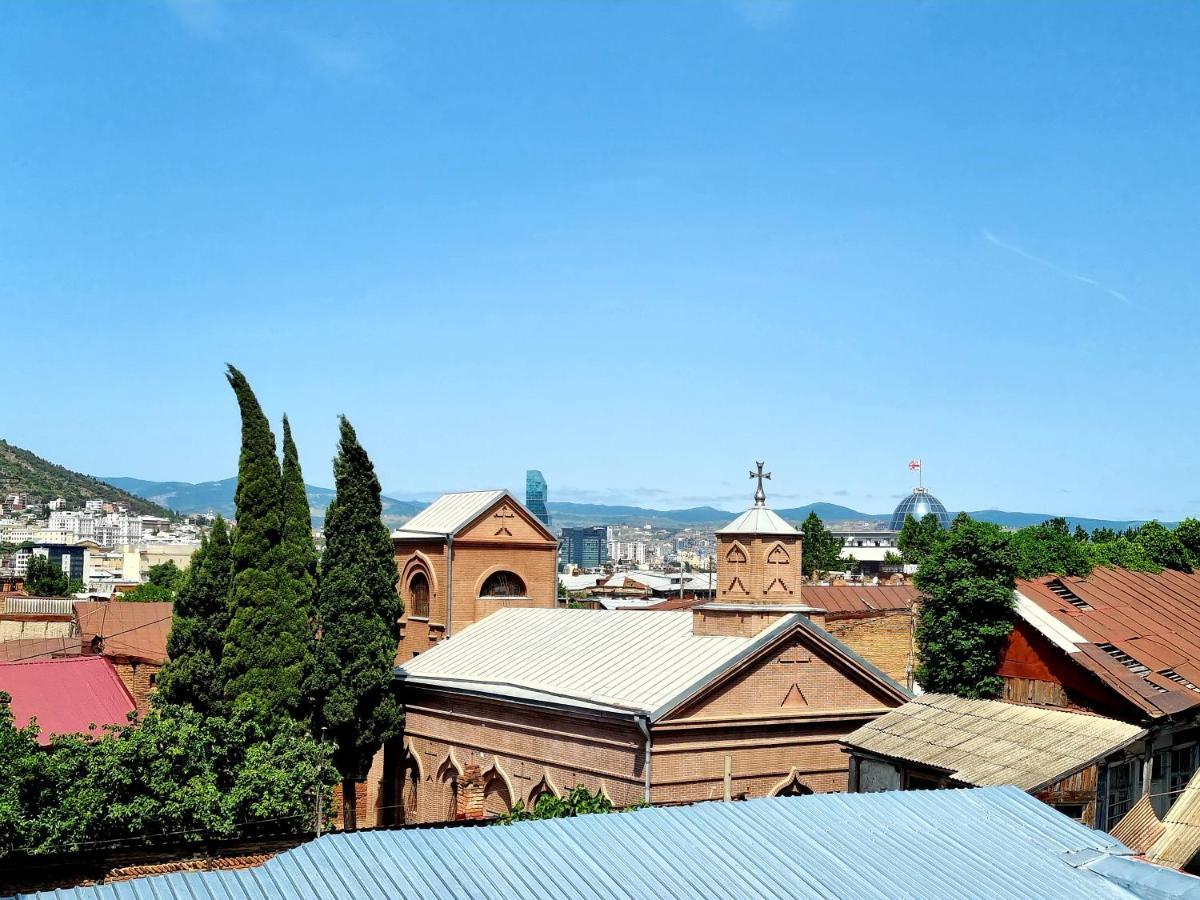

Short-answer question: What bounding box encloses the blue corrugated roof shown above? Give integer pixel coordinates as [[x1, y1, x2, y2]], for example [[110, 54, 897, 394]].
[[16, 787, 1200, 899]]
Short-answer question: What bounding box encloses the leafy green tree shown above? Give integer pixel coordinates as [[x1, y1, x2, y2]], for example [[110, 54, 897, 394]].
[[1008, 519, 1093, 579], [1091, 527, 1117, 543], [16, 705, 334, 856], [800, 512, 843, 578], [498, 785, 627, 824], [1073, 525, 1089, 542], [221, 365, 314, 729], [897, 513, 944, 565], [146, 560, 183, 591], [118, 582, 175, 602], [311, 417, 402, 831], [1176, 518, 1200, 568], [280, 415, 317, 626], [24, 555, 68, 597], [1132, 521, 1192, 572], [1087, 536, 1161, 572], [915, 516, 1017, 698], [156, 517, 234, 716], [0, 692, 44, 855]]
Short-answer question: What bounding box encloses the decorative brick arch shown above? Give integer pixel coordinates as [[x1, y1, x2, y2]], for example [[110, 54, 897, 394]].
[[481, 757, 516, 817], [401, 553, 438, 619], [436, 751, 463, 822], [725, 542, 748, 564], [769, 768, 814, 797], [399, 741, 423, 823], [767, 542, 791, 565], [527, 771, 562, 807], [473, 565, 529, 599]]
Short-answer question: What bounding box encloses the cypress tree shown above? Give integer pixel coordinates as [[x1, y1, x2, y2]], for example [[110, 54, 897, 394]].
[[312, 416, 402, 831], [156, 516, 233, 715], [221, 365, 314, 728], [280, 415, 317, 623]]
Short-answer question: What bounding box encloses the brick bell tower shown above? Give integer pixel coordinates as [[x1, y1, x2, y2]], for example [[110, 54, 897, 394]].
[[693, 462, 824, 636]]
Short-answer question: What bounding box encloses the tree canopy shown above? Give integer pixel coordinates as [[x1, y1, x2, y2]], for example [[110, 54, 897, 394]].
[[24, 555, 68, 597], [799, 512, 843, 579], [897, 513, 944, 566], [220, 366, 314, 728], [915, 516, 1017, 698], [156, 516, 234, 716], [311, 417, 402, 831]]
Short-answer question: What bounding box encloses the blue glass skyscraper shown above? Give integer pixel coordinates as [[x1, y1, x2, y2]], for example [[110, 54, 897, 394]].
[[526, 469, 550, 526]]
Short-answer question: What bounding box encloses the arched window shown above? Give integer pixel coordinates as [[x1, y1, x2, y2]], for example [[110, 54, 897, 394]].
[[480, 571, 526, 598], [408, 571, 430, 618], [483, 772, 512, 818]]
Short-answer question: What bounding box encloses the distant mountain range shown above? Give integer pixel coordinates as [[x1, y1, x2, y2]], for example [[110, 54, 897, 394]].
[[100, 476, 1162, 534], [103, 476, 424, 528]]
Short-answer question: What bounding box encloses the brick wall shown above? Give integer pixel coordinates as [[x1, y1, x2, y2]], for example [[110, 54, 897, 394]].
[[109, 658, 159, 716], [825, 612, 915, 687]]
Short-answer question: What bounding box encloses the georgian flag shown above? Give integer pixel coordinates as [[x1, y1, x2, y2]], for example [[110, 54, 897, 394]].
[[908, 459, 922, 471]]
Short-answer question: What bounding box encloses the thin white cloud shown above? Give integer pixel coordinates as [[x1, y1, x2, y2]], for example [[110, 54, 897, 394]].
[[983, 230, 1133, 307], [731, 0, 796, 29]]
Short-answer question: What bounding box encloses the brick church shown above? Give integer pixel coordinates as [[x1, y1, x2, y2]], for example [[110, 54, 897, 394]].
[[382, 466, 909, 824]]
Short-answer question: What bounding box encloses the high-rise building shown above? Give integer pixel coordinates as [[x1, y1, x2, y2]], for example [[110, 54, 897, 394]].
[[560, 526, 608, 569], [525, 469, 550, 526]]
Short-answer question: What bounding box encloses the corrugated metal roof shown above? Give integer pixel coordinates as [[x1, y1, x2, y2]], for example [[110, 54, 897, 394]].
[[1146, 766, 1200, 869], [802, 584, 918, 616], [398, 607, 800, 719], [2, 597, 76, 616], [391, 490, 507, 537], [843, 694, 1146, 792], [17, 787, 1200, 899], [0, 637, 81, 661], [1016, 568, 1200, 718], [0, 656, 135, 745], [716, 505, 799, 536]]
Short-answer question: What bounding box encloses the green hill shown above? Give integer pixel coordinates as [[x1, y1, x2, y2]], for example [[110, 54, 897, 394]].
[[0, 439, 175, 518]]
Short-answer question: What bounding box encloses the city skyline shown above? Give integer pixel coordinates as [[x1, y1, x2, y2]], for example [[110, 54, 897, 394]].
[[5, 2, 1199, 520]]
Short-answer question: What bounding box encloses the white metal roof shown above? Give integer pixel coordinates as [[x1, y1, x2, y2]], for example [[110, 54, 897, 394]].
[[844, 693, 1146, 792], [398, 607, 801, 720], [716, 505, 799, 536], [391, 490, 507, 538]]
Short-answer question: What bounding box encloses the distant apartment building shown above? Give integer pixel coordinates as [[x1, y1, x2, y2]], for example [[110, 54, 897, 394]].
[[525, 470, 550, 526], [560, 526, 608, 569], [608, 539, 647, 566], [14, 544, 88, 581]]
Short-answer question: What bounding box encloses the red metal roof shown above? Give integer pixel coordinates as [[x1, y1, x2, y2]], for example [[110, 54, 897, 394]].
[[0, 656, 136, 745], [1017, 567, 1200, 718], [74, 600, 173, 664], [801, 584, 918, 616]]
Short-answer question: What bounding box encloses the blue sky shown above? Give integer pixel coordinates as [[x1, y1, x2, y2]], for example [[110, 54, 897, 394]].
[[3, 1, 1198, 518]]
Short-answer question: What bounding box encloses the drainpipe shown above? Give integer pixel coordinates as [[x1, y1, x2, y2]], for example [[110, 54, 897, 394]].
[[446, 535, 454, 639], [636, 715, 652, 805]]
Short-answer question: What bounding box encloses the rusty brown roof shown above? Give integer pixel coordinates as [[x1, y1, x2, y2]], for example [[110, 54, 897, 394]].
[[0, 637, 81, 661], [74, 601, 173, 664], [1016, 567, 1200, 718], [801, 584, 918, 616]]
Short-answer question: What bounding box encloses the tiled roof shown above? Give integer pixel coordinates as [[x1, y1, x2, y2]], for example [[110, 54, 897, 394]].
[[801, 584, 918, 615], [716, 505, 799, 536], [843, 693, 1145, 791], [1015, 568, 1200, 718], [15, 788, 1200, 899], [0, 656, 135, 745], [391, 490, 507, 537], [0, 636, 81, 662], [74, 601, 173, 664], [398, 607, 905, 720]]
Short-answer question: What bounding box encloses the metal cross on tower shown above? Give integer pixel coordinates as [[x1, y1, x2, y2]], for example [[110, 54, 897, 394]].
[[749, 461, 771, 507]]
